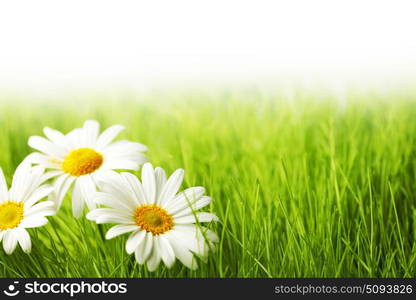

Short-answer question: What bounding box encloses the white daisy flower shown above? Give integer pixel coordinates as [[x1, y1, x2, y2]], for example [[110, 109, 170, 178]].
[[26, 120, 148, 217], [86, 163, 219, 271], [0, 162, 55, 254]]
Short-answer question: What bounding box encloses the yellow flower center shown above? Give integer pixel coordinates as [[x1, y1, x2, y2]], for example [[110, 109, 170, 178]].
[[0, 201, 24, 231], [134, 205, 173, 235], [62, 148, 103, 177]]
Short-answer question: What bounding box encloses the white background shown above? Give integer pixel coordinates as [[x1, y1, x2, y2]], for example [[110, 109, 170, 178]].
[[0, 0, 415, 94]]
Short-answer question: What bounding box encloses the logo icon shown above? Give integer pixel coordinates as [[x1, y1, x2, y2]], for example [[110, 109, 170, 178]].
[[3, 281, 20, 297]]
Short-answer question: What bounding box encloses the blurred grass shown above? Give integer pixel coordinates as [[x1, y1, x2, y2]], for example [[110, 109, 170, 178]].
[[0, 90, 416, 277]]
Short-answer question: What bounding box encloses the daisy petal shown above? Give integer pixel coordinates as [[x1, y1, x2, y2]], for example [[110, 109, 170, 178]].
[[120, 172, 147, 205], [146, 246, 161, 272], [28, 136, 66, 158], [72, 180, 85, 218], [96, 215, 134, 225], [94, 170, 134, 202], [51, 175, 75, 209], [126, 230, 146, 254], [65, 128, 84, 149], [0, 167, 8, 202], [158, 169, 184, 206], [104, 140, 148, 154], [141, 163, 156, 204], [41, 170, 64, 182], [24, 185, 54, 209], [25, 201, 56, 218], [16, 228, 32, 253], [23, 153, 61, 169], [93, 192, 134, 212], [155, 167, 167, 204], [96, 125, 125, 149], [166, 232, 198, 270], [174, 212, 219, 224], [147, 237, 161, 272], [3, 231, 18, 255], [19, 216, 49, 228], [173, 196, 213, 218], [171, 225, 209, 257], [105, 225, 138, 239], [82, 120, 100, 145], [86, 208, 131, 222], [8, 162, 33, 202], [10, 164, 46, 203], [165, 186, 205, 213], [77, 175, 97, 211], [43, 127, 65, 144], [158, 235, 176, 268], [134, 232, 153, 264], [102, 157, 145, 171], [101, 141, 147, 170]]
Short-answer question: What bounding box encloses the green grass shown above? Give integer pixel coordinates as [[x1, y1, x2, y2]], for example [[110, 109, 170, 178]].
[[0, 90, 416, 278]]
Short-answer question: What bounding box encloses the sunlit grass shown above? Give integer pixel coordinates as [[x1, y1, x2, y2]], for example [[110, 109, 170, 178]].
[[0, 90, 415, 277]]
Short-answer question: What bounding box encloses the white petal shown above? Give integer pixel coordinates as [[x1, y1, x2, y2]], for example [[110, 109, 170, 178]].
[[171, 225, 210, 257], [102, 158, 145, 171], [158, 235, 176, 268], [0, 167, 9, 202], [72, 179, 85, 218], [146, 244, 161, 272], [8, 161, 33, 202], [103, 140, 147, 155], [174, 212, 219, 224], [154, 167, 167, 205], [86, 208, 131, 222], [96, 124, 125, 149], [87, 207, 134, 224], [85, 209, 101, 220], [23, 153, 62, 170], [96, 215, 134, 224], [126, 230, 146, 254], [134, 232, 153, 264], [141, 163, 156, 204], [16, 228, 32, 253], [43, 127, 65, 144], [24, 185, 54, 209], [166, 232, 198, 270], [205, 228, 219, 243], [95, 171, 132, 199], [65, 128, 84, 149], [28, 136, 66, 158], [93, 192, 134, 212], [158, 169, 184, 206], [94, 170, 140, 208], [41, 170, 64, 182], [77, 175, 97, 211], [147, 247, 161, 272], [173, 196, 213, 218], [101, 140, 147, 170], [105, 225, 138, 239], [3, 231, 18, 255], [165, 186, 205, 213], [10, 164, 48, 204], [82, 120, 100, 145], [28, 165, 48, 192], [51, 175, 75, 209], [120, 172, 147, 205], [24, 201, 56, 218], [19, 216, 48, 228]]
